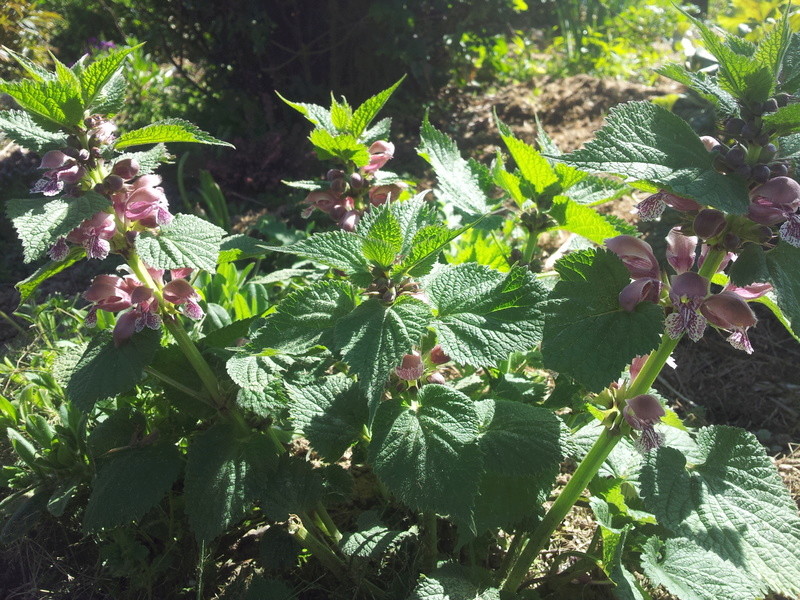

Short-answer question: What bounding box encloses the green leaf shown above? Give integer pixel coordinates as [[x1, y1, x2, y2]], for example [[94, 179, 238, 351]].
[[640, 426, 800, 598], [424, 264, 546, 367], [7, 428, 38, 470], [762, 103, 800, 135], [752, 291, 800, 344], [6, 191, 111, 262], [564, 174, 629, 206], [361, 204, 402, 267], [16, 246, 85, 304], [357, 194, 439, 259], [236, 383, 287, 420], [641, 537, 762, 600], [656, 64, 739, 116], [558, 102, 750, 214], [65, 329, 161, 412], [275, 92, 335, 133], [369, 385, 482, 531], [542, 249, 664, 392], [115, 143, 172, 177], [755, 17, 792, 79], [350, 77, 404, 139], [90, 69, 126, 115], [492, 158, 526, 207], [185, 420, 277, 544], [779, 33, 800, 94], [547, 196, 627, 244], [135, 213, 225, 272], [329, 96, 353, 132], [334, 297, 432, 411], [0, 109, 69, 152], [78, 45, 139, 109], [409, 563, 500, 600], [340, 514, 413, 564], [496, 116, 559, 196], [0, 79, 84, 127], [394, 223, 471, 277], [226, 355, 283, 391], [308, 129, 370, 166], [362, 116, 392, 145], [265, 230, 370, 274], [728, 243, 769, 286], [471, 399, 561, 534], [217, 234, 268, 263], [418, 115, 490, 215], [2, 47, 55, 81], [765, 240, 800, 338], [115, 118, 234, 149], [286, 374, 368, 462], [83, 443, 182, 532], [257, 454, 324, 521], [248, 280, 358, 354]]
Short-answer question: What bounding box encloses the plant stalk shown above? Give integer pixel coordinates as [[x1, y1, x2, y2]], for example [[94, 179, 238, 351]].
[[315, 501, 343, 543], [500, 246, 729, 595], [422, 512, 438, 573], [163, 317, 225, 407]]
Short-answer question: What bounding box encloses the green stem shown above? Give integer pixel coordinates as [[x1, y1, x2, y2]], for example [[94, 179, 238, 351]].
[[163, 317, 225, 407], [501, 427, 621, 594], [521, 228, 540, 264], [315, 502, 343, 543], [500, 246, 729, 595], [144, 366, 215, 408]]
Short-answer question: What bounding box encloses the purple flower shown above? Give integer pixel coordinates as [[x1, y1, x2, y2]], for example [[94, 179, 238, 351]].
[[665, 227, 697, 274], [748, 177, 800, 247], [395, 353, 424, 381], [665, 272, 709, 341], [636, 190, 701, 221], [30, 150, 85, 196], [163, 277, 204, 320], [623, 394, 665, 452], [605, 236, 660, 280], [66, 212, 117, 259], [700, 291, 758, 354], [618, 278, 662, 312], [362, 141, 394, 173]]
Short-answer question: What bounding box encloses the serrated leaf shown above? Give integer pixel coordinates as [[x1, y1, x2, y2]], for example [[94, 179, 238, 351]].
[[78, 45, 139, 108], [115, 118, 233, 149], [90, 69, 126, 115], [185, 420, 276, 544], [641, 537, 761, 600], [496, 116, 559, 196], [6, 191, 111, 262], [308, 129, 370, 166], [547, 196, 627, 244], [640, 426, 800, 598], [542, 249, 664, 392], [424, 264, 546, 367], [418, 115, 489, 215], [361, 206, 402, 267], [275, 92, 336, 133], [765, 240, 800, 338], [357, 194, 439, 257], [755, 18, 791, 79], [334, 297, 432, 411], [286, 374, 368, 462], [16, 246, 85, 304], [265, 230, 370, 274], [728, 244, 769, 286], [258, 454, 324, 521], [656, 64, 739, 116], [217, 234, 268, 263], [565, 174, 629, 206], [350, 77, 404, 139], [558, 102, 750, 214], [236, 382, 286, 420], [394, 223, 470, 277], [247, 280, 357, 355], [0, 109, 69, 152], [410, 564, 500, 600], [369, 386, 482, 531], [66, 329, 161, 411], [135, 213, 225, 272], [83, 443, 182, 532], [492, 158, 526, 206], [0, 79, 84, 127], [779, 33, 800, 94], [3, 47, 54, 81], [226, 354, 291, 391], [362, 116, 392, 145], [762, 103, 800, 135], [329, 96, 352, 132], [340, 517, 413, 564], [114, 143, 172, 177]]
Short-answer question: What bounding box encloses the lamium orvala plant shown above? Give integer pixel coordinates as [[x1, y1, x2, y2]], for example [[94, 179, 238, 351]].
[[2, 9, 800, 600]]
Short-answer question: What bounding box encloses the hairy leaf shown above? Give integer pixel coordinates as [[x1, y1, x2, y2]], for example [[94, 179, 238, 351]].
[[135, 213, 225, 271], [542, 249, 664, 391], [547, 196, 627, 244], [762, 103, 800, 135], [83, 443, 182, 532], [0, 79, 84, 127], [16, 246, 85, 304], [115, 118, 234, 149], [656, 64, 739, 116], [6, 192, 111, 262], [369, 386, 482, 531], [765, 240, 800, 338], [265, 230, 370, 274], [640, 426, 800, 598], [559, 102, 750, 214], [0, 109, 68, 152], [418, 115, 489, 215], [308, 129, 370, 166], [286, 374, 368, 462], [424, 264, 546, 367], [350, 76, 404, 138], [496, 117, 559, 195], [80, 44, 141, 108]]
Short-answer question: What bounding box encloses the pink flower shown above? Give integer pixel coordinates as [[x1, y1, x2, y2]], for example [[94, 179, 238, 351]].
[[362, 141, 394, 173], [113, 175, 172, 227], [163, 277, 203, 320], [700, 291, 758, 354], [395, 353, 424, 381], [605, 236, 660, 280], [665, 272, 709, 341], [66, 212, 117, 259], [623, 394, 665, 452], [618, 278, 662, 312], [369, 183, 406, 206], [748, 177, 800, 247], [665, 227, 697, 274], [30, 150, 85, 196], [636, 190, 701, 221], [723, 281, 772, 300]]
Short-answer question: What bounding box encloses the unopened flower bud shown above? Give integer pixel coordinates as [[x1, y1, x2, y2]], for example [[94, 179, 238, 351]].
[[330, 177, 347, 195], [427, 372, 446, 385], [326, 169, 344, 181], [693, 209, 727, 239], [339, 210, 359, 232], [396, 354, 424, 381], [751, 176, 800, 206], [39, 150, 70, 169], [113, 158, 140, 180], [762, 98, 779, 114], [724, 118, 745, 135], [735, 164, 752, 179], [104, 174, 124, 192], [699, 136, 719, 152], [752, 164, 771, 183], [429, 345, 451, 365], [349, 173, 364, 190], [723, 232, 741, 251], [726, 145, 746, 166], [619, 278, 661, 312]]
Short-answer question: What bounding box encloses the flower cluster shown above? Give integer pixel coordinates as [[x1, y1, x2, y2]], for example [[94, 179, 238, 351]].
[[300, 141, 406, 230], [394, 345, 451, 386], [607, 232, 762, 353], [84, 268, 202, 346]]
